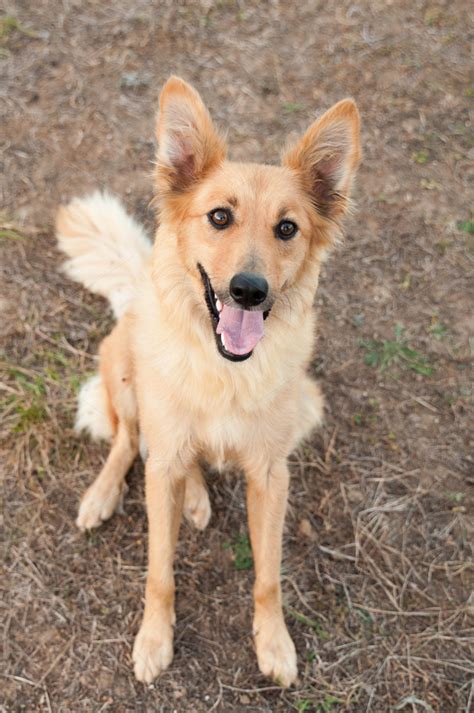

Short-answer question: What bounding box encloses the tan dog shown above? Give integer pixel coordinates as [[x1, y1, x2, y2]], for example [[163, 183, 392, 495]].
[[56, 76, 360, 686]]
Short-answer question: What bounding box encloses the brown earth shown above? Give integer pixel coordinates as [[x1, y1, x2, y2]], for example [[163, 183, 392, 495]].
[[1, 1, 473, 711]]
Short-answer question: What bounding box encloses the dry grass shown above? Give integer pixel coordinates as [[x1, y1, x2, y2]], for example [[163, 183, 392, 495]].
[[1, 0, 473, 711]]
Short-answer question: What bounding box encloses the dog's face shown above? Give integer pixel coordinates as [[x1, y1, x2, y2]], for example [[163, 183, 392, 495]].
[[155, 77, 360, 362], [176, 162, 320, 361]]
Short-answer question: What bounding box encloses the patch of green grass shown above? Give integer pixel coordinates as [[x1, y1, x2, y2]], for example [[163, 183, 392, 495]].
[[223, 533, 253, 570], [427, 321, 448, 340], [5, 351, 76, 429], [0, 15, 37, 41], [9, 369, 47, 396], [316, 694, 342, 713], [44, 367, 59, 381], [457, 219, 474, 234], [444, 491, 465, 504], [293, 697, 342, 713], [317, 695, 342, 712], [358, 325, 434, 377], [14, 401, 47, 432], [282, 101, 305, 113], [8, 368, 49, 432], [0, 228, 25, 241], [0, 15, 22, 38], [0, 212, 29, 240], [286, 607, 330, 640], [44, 349, 69, 367], [69, 374, 82, 394], [412, 149, 430, 164]]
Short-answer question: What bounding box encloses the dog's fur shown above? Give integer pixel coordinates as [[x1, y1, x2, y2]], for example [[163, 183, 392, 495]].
[[56, 77, 360, 686]]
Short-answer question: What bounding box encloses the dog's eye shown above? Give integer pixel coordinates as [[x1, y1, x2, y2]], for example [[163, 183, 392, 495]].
[[275, 220, 298, 240], [208, 208, 232, 230]]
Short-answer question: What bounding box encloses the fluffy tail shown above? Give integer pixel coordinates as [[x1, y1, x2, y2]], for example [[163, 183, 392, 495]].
[[56, 191, 152, 318], [75, 374, 114, 441]]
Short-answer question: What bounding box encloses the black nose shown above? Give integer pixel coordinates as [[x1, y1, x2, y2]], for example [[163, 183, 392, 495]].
[[229, 272, 269, 308]]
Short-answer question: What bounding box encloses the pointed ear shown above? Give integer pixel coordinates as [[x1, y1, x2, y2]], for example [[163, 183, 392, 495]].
[[155, 76, 226, 195], [282, 99, 361, 220]]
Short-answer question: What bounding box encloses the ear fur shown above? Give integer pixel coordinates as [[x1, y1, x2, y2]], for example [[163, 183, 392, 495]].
[[282, 99, 361, 221], [156, 76, 226, 196]]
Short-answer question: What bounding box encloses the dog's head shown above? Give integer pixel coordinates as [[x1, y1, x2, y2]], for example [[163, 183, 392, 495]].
[[154, 77, 360, 362]]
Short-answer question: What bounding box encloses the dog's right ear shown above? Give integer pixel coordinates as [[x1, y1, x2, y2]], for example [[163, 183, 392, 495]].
[[156, 76, 226, 196]]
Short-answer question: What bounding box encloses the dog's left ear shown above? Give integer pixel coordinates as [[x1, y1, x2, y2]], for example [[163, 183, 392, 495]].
[[156, 76, 227, 196], [282, 99, 361, 221]]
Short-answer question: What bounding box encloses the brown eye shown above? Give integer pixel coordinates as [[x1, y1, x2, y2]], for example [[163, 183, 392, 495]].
[[208, 208, 232, 230], [275, 220, 297, 240]]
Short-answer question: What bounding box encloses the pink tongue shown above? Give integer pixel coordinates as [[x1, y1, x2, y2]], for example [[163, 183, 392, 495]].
[[216, 305, 264, 356]]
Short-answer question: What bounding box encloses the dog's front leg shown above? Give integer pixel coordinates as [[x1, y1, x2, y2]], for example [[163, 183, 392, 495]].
[[245, 459, 297, 687], [133, 455, 185, 683]]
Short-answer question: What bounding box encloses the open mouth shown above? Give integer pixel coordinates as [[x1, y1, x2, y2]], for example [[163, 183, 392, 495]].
[[197, 264, 269, 362]]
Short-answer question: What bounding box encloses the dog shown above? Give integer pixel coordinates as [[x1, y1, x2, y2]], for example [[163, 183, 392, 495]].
[[56, 76, 360, 686]]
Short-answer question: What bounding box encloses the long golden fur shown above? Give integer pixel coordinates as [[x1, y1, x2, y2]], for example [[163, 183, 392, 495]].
[[56, 76, 360, 686]]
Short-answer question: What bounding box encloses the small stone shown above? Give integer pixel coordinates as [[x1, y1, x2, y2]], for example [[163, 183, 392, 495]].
[[299, 518, 315, 539]]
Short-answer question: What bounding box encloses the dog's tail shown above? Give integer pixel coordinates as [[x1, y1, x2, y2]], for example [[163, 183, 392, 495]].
[[56, 191, 152, 318]]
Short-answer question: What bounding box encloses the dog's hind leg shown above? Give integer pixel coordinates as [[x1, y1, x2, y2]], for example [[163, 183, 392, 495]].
[[76, 419, 137, 530], [76, 319, 139, 530]]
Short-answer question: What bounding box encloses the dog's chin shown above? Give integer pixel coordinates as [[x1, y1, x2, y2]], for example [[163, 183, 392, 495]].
[[197, 264, 270, 363]]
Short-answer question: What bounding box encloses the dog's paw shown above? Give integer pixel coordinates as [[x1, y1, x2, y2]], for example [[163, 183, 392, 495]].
[[76, 480, 126, 531], [133, 621, 173, 684], [254, 618, 297, 687], [184, 477, 211, 530]]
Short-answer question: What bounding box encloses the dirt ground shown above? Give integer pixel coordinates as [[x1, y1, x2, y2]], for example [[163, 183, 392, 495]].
[[1, 1, 473, 711]]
